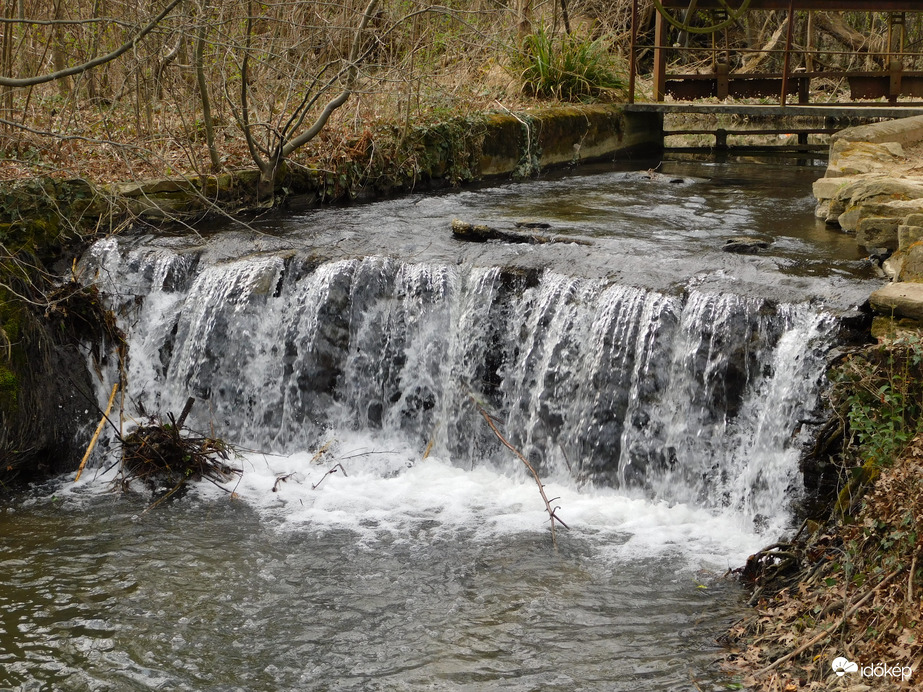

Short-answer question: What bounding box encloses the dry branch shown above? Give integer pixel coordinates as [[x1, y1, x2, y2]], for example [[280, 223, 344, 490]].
[[118, 397, 239, 492], [471, 396, 568, 547]]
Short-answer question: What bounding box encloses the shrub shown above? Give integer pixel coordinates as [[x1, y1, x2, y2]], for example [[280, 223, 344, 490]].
[[514, 25, 625, 102]]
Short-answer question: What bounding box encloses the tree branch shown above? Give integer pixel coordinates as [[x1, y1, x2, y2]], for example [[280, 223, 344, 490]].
[[0, 0, 184, 88]]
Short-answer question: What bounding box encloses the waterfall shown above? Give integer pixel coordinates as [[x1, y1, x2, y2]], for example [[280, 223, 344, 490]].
[[82, 237, 837, 526]]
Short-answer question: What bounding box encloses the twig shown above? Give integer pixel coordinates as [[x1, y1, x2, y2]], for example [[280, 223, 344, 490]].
[[754, 568, 902, 676], [74, 382, 119, 482], [470, 396, 568, 547], [272, 472, 296, 492], [909, 551, 919, 605], [311, 463, 348, 490]]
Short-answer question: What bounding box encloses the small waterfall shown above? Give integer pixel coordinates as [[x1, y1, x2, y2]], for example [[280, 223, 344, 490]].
[[83, 238, 838, 526]]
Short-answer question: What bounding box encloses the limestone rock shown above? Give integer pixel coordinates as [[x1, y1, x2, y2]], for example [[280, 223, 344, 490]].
[[869, 281, 923, 321], [883, 254, 904, 280], [832, 114, 923, 148], [856, 216, 899, 250], [898, 242, 923, 282], [815, 200, 830, 220], [812, 175, 864, 201], [826, 139, 905, 178], [899, 224, 923, 250]]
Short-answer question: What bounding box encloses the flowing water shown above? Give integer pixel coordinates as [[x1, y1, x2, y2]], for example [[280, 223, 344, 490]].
[[0, 159, 881, 691]]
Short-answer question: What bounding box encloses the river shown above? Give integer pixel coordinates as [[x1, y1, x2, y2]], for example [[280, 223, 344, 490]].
[[0, 158, 880, 691]]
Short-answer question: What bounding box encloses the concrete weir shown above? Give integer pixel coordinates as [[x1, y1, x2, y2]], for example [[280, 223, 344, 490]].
[[104, 105, 664, 220]]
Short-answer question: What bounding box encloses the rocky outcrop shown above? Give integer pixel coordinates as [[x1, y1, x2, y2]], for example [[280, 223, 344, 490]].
[[813, 114, 923, 322]]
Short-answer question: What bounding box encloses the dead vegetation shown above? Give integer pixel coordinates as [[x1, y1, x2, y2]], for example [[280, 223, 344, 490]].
[[115, 397, 240, 497]]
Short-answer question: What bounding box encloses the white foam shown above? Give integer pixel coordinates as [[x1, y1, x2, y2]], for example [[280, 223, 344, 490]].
[[79, 430, 763, 570]]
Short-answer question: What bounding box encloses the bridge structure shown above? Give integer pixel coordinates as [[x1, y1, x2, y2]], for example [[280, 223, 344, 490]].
[[626, 1, 923, 151]]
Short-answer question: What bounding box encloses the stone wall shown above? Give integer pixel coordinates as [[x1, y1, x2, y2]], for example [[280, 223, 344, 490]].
[[109, 105, 664, 221]]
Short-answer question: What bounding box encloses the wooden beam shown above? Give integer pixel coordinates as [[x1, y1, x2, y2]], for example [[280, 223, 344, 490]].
[[658, 0, 923, 9]]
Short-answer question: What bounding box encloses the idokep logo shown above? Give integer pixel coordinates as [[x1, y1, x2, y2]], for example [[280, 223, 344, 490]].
[[831, 657, 858, 676], [831, 656, 913, 682]]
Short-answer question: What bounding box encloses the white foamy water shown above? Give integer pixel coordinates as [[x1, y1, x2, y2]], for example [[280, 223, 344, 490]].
[[64, 428, 773, 571]]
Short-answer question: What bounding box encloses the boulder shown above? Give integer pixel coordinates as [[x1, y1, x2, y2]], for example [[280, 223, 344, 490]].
[[838, 189, 923, 233], [899, 224, 923, 250], [812, 175, 864, 202], [826, 139, 905, 178], [722, 236, 771, 254], [815, 200, 830, 220], [869, 281, 923, 321], [856, 216, 899, 250], [832, 115, 923, 148], [898, 242, 923, 282], [883, 254, 905, 280]]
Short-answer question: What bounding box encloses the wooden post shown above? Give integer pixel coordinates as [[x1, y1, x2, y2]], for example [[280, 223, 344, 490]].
[[780, 0, 796, 107], [716, 62, 730, 99], [653, 9, 667, 102], [805, 11, 814, 74], [628, 0, 638, 104]]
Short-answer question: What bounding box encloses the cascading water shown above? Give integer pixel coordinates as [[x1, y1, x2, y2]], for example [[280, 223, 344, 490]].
[[85, 232, 838, 534], [1, 161, 881, 691]]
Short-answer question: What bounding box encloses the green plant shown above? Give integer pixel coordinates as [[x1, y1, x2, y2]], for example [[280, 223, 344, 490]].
[[833, 335, 923, 467], [514, 25, 625, 102]]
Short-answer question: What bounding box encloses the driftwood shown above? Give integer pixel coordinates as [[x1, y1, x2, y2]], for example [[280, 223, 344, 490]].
[[451, 219, 591, 246], [118, 397, 239, 493], [74, 382, 119, 482]]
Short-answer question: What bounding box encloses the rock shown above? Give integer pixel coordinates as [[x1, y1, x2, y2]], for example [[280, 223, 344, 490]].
[[856, 216, 899, 250], [812, 175, 864, 201], [826, 139, 905, 178], [837, 182, 923, 232], [452, 218, 543, 243], [871, 315, 923, 340], [722, 236, 771, 254], [832, 114, 923, 148], [899, 224, 923, 250], [883, 254, 904, 280], [451, 218, 591, 246], [815, 200, 830, 220], [514, 220, 552, 229], [870, 281, 923, 321], [898, 242, 923, 282]]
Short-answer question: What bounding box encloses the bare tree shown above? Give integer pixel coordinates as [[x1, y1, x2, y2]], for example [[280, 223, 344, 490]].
[[0, 0, 183, 88], [236, 0, 381, 197]]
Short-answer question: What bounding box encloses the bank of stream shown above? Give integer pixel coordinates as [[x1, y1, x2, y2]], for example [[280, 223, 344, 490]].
[[0, 157, 884, 690]]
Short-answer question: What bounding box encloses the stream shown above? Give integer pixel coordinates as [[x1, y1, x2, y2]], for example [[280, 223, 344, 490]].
[[0, 158, 881, 691]]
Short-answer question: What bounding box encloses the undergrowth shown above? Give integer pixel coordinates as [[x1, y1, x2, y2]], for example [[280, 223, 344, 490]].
[[514, 25, 626, 102]]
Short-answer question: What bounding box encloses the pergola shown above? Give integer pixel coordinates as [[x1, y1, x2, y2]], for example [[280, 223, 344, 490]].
[[629, 1, 923, 106]]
